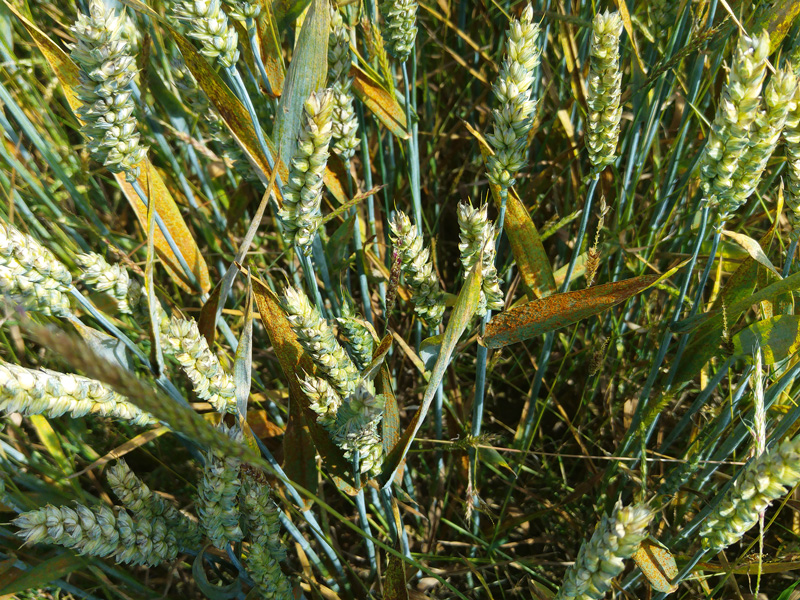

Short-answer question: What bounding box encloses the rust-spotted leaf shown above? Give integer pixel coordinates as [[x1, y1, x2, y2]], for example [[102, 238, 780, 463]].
[[385, 554, 410, 600], [483, 275, 660, 348], [632, 538, 678, 594]]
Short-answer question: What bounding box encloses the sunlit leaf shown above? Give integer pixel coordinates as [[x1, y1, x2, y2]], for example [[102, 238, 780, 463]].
[[483, 274, 664, 348], [275, 0, 329, 167], [733, 315, 800, 365], [352, 63, 409, 139], [379, 263, 482, 487]]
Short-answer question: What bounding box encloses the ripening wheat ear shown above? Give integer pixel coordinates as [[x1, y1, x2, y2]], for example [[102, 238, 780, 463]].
[[0, 221, 72, 317], [380, 0, 417, 62], [0, 361, 156, 426], [162, 315, 237, 414], [328, 7, 360, 161], [700, 435, 800, 552], [107, 460, 202, 549], [486, 4, 540, 191], [457, 202, 504, 316], [173, 0, 240, 69], [240, 472, 293, 598], [389, 210, 446, 328], [76, 253, 132, 314], [278, 89, 335, 255], [729, 65, 797, 215], [14, 503, 178, 566], [554, 502, 654, 600], [699, 30, 771, 223], [198, 424, 244, 549], [586, 11, 624, 172], [70, 0, 148, 182], [282, 285, 360, 398]]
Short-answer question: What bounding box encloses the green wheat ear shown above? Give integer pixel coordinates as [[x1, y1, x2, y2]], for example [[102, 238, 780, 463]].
[[0, 361, 156, 426], [76, 252, 132, 314], [70, 0, 148, 181], [699, 30, 771, 223], [486, 4, 541, 191], [554, 502, 653, 600], [328, 6, 360, 161], [0, 221, 72, 317], [457, 201, 504, 317], [586, 10, 624, 172], [14, 503, 179, 566], [700, 435, 800, 552], [380, 0, 418, 62], [278, 89, 335, 255], [389, 210, 446, 328], [173, 0, 240, 69]]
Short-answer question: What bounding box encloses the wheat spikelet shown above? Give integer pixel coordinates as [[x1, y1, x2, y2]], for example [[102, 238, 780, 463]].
[[486, 4, 540, 190], [457, 201, 504, 316], [174, 0, 240, 69], [554, 502, 653, 600], [70, 0, 148, 181], [0, 221, 72, 317], [14, 503, 178, 566], [277, 90, 334, 254], [389, 210, 446, 328], [0, 361, 156, 426], [380, 0, 417, 62], [586, 11, 624, 171], [700, 435, 800, 552]]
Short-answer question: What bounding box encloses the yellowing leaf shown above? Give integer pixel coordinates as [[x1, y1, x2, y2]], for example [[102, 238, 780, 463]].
[[733, 315, 800, 365], [29, 414, 72, 477], [352, 63, 409, 139], [721, 229, 781, 278], [753, 0, 800, 53]]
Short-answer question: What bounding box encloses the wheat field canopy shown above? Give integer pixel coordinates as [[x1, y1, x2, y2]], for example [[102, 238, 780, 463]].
[[4, 0, 800, 598]]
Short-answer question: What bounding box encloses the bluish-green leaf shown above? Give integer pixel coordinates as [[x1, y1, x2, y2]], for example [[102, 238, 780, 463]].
[[192, 546, 242, 600], [379, 263, 482, 487], [275, 0, 329, 167]]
